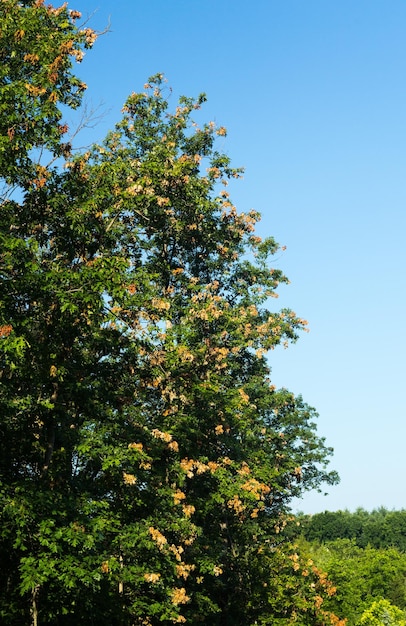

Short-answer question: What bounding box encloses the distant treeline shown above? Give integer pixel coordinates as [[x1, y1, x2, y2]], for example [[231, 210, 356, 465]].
[[298, 508, 406, 551]]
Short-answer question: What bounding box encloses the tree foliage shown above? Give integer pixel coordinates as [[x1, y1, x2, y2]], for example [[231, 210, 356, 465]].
[[301, 538, 406, 626], [0, 3, 338, 624], [0, 0, 95, 193], [299, 509, 406, 552], [358, 599, 406, 626]]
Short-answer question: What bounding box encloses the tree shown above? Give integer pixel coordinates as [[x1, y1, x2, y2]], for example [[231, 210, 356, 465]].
[[358, 599, 406, 626], [1, 4, 338, 624], [302, 538, 406, 625]]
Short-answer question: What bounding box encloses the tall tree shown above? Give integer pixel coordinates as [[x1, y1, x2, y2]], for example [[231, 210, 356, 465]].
[[1, 6, 338, 625]]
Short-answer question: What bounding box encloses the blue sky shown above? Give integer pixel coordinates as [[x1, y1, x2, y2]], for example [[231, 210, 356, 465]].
[[70, 0, 406, 514]]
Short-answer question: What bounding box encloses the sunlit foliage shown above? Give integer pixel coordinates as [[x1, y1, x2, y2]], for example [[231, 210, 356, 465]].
[[0, 3, 338, 624]]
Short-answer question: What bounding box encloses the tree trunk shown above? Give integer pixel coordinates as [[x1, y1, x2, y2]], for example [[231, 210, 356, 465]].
[[32, 585, 39, 626]]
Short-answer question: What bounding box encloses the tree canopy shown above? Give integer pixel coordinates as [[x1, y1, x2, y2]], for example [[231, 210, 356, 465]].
[[0, 2, 339, 624], [358, 599, 406, 626], [299, 538, 406, 625], [299, 508, 406, 552]]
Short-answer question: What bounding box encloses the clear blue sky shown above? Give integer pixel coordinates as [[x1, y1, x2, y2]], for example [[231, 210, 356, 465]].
[[69, 0, 406, 514]]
